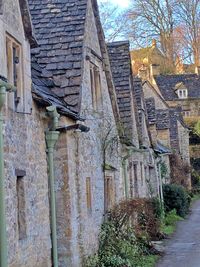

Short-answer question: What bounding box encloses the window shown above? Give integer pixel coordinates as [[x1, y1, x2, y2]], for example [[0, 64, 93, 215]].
[[90, 64, 102, 110], [133, 164, 139, 197], [140, 162, 144, 186], [6, 34, 23, 109], [86, 177, 92, 213], [183, 110, 191, 117], [130, 163, 139, 198], [105, 176, 115, 211], [16, 170, 27, 240], [177, 89, 188, 99]]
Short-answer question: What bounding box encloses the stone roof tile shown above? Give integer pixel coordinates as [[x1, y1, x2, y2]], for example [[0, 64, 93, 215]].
[[28, 0, 88, 113], [107, 41, 134, 141]]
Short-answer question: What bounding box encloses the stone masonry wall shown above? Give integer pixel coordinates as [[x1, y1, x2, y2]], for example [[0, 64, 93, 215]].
[[54, 1, 123, 266], [0, 1, 52, 266], [4, 107, 51, 267]]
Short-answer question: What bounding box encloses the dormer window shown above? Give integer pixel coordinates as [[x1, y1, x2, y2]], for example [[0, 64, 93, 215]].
[[6, 33, 23, 110], [177, 89, 188, 99]]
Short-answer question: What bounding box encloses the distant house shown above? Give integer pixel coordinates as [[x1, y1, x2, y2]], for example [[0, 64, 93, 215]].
[[141, 68, 191, 188], [130, 39, 174, 76]]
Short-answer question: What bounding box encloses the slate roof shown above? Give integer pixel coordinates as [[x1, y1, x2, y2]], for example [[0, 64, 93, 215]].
[[107, 41, 135, 141], [156, 110, 170, 130], [31, 56, 81, 120], [154, 142, 171, 154], [132, 77, 144, 137], [155, 74, 200, 101], [28, 0, 88, 113], [145, 98, 156, 125]]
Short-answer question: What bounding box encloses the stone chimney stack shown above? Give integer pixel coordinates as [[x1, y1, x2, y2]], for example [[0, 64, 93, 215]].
[[138, 65, 148, 80], [150, 64, 160, 77], [152, 39, 157, 48], [195, 66, 200, 75]]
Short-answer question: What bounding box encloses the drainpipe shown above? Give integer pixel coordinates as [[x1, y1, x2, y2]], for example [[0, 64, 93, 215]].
[[45, 106, 60, 267], [0, 81, 16, 267]]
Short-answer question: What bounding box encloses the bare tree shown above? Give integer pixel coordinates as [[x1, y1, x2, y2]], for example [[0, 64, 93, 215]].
[[99, 1, 130, 42], [175, 0, 200, 66], [128, 0, 176, 66]]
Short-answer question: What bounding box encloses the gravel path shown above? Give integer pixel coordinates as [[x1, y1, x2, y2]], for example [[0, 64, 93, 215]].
[[156, 199, 200, 267]]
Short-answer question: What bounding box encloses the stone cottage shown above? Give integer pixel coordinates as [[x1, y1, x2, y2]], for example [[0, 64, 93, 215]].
[[0, 0, 125, 266], [140, 69, 191, 188], [0, 0, 52, 266], [29, 0, 126, 265], [107, 41, 160, 199]]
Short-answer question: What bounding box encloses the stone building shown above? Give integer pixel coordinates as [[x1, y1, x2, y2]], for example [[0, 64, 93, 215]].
[[131, 40, 174, 76], [29, 0, 125, 265], [108, 41, 160, 199], [0, 0, 125, 266], [0, 0, 170, 266], [140, 70, 191, 188], [0, 0, 52, 266]]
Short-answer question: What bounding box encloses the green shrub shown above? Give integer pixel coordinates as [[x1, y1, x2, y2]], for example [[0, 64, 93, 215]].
[[84, 199, 161, 267], [160, 209, 183, 235], [191, 170, 200, 194], [163, 184, 191, 217], [164, 209, 183, 226]]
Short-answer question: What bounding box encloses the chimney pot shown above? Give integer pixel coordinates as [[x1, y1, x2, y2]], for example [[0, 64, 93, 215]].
[[152, 39, 157, 47], [195, 66, 200, 75], [138, 65, 148, 80]]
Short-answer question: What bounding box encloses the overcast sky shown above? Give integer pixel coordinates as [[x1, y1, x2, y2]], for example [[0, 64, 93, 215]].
[[99, 0, 130, 8]]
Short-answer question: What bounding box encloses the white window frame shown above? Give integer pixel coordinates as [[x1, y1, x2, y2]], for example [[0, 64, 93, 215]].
[[177, 89, 188, 99]]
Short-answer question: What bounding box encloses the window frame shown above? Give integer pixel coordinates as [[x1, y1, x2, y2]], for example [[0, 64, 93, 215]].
[[6, 33, 24, 110], [177, 89, 188, 99], [104, 175, 115, 211], [90, 63, 102, 111], [86, 177, 92, 214]]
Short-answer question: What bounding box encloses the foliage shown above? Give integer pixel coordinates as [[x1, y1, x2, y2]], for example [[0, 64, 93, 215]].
[[169, 153, 191, 189], [191, 170, 200, 194], [160, 209, 183, 235], [83, 199, 162, 267], [160, 161, 168, 180], [163, 184, 191, 217], [164, 209, 183, 226], [108, 199, 161, 239]]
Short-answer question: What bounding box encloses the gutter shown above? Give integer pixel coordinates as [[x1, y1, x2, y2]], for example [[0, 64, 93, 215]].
[[0, 80, 16, 267]]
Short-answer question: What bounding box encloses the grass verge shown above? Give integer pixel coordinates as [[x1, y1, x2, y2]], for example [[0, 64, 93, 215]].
[[160, 209, 183, 236]]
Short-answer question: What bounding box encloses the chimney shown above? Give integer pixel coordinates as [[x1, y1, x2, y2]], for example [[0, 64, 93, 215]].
[[138, 65, 148, 80], [195, 66, 200, 75], [152, 39, 157, 48], [150, 64, 160, 77]]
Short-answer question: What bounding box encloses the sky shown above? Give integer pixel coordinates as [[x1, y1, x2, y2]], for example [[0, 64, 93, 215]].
[[99, 0, 130, 9]]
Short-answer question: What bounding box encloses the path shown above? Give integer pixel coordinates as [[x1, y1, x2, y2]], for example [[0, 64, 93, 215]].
[[156, 199, 200, 267]]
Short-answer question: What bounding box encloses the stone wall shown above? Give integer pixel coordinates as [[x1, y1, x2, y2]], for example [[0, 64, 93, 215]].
[[4, 107, 51, 267], [0, 1, 52, 266], [54, 1, 123, 266]]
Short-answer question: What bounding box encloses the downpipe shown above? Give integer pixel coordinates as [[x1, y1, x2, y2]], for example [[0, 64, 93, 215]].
[[45, 106, 60, 267]]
